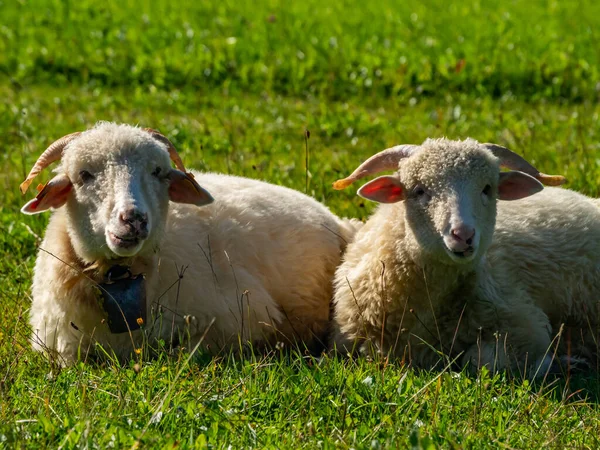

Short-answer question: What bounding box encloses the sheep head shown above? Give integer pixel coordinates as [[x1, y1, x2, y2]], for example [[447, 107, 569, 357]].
[[20, 122, 213, 261], [335, 138, 566, 266]]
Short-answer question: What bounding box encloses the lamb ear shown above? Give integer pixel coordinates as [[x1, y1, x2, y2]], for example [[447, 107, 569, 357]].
[[498, 171, 544, 201], [168, 170, 214, 206], [357, 176, 405, 204], [21, 174, 73, 215]]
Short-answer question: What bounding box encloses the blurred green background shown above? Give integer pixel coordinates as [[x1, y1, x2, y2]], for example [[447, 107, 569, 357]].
[[1, 0, 600, 448]]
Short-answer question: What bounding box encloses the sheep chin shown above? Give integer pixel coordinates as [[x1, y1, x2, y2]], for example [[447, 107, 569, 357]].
[[443, 245, 477, 264]]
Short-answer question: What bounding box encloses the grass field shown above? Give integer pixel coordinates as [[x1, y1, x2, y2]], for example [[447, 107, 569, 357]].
[[2, 0, 600, 448]]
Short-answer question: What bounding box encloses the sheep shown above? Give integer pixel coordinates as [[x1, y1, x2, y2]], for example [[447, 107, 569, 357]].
[[21, 122, 360, 366], [488, 187, 600, 368], [330, 138, 567, 373]]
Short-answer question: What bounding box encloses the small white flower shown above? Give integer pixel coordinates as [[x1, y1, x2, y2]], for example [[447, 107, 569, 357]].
[[149, 411, 163, 424], [362, 376, 374, 387], [413, 419, 424, 428]]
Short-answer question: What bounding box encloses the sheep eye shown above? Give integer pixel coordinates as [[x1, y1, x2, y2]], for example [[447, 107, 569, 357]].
[[152, 167, 162, 177], [79, 170, 94, 183], [412, 185, 431, 204], [482, 185, 492, 196], [413, 185, 428, 197]]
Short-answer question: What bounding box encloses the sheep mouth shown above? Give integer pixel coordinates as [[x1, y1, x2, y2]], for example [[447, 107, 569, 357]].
[[444, 245, 476, 262], [452, 248, 474, 258], [108, 232, 142, 249]]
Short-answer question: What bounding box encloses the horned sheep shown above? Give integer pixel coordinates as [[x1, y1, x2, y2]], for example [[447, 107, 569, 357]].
[[490, 187, 600, 368], [22, 122, 360, 365], [330, 138, 571, 373]]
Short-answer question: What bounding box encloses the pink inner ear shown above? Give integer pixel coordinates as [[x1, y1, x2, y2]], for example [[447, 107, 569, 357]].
[[498, 171, 544, 201], [168, 170, 214, 206], [357, 175, 405, 204], [21, 176, 72, 214]]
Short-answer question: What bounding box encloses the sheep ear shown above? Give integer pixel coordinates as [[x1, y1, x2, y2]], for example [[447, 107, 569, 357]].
[[498, 171, 544, 201], [168, 170, 214, 206], [357, 176, 405, 203], [21, 174, 73, 215]]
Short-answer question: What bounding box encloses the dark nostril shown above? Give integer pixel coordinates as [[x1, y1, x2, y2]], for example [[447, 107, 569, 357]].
[[138, 214, 148, 231], [466, 237, 473, 245], [135, 212, 148, 225]]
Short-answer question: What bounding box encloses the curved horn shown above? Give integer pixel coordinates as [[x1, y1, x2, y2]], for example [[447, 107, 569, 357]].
[[20, 132, 82, 194], [143, 128, 187, 173], [333, 145, 419, 190], [483, 143, 566, 186]]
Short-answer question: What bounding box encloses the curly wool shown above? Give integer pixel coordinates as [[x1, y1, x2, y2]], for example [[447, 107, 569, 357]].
[[491, 187, 600, 363], [27, 122, 362, 365], [332, 138, 554, 373]]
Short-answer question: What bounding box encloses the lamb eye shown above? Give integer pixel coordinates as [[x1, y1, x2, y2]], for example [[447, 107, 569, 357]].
[[79, 170, 94, 183], [413, 185, 428, 197], [152, 167, 162, 177], [412, 185, 431, 204], [482, 185, 492, 196]]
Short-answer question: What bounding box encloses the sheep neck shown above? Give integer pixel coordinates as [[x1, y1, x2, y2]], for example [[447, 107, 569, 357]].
[[49, 209, 155, 333], [388, 205, 478, 315]]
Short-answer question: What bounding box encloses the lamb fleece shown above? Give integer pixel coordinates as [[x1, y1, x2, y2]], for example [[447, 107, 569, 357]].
[[491, 187, 600, 365], [27, 123, 361, 365], [332, 138, 556, 373]]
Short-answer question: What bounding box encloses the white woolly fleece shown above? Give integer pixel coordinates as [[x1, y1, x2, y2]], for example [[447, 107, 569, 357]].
[[27, 122, 362, 365], [331, 137, 578, 374]]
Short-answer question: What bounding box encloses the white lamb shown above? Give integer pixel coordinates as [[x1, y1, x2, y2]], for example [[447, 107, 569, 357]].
[[330, 138, 569, 373], [21, 122, 359, 365], [489, 188, 600, 368]]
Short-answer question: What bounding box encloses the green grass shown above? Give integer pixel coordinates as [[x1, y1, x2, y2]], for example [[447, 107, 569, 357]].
[[3, 0, 600, 101], [2, 0, 600, 448]]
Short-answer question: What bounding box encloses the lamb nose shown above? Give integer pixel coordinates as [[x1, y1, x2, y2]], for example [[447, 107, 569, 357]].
[[120, 210, 148, 231], [451, 225, 475, 244]]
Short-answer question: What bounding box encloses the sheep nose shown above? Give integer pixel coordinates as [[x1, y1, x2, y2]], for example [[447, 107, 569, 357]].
[[120, 209, 148, 234], [451, 225, 475, 245]]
